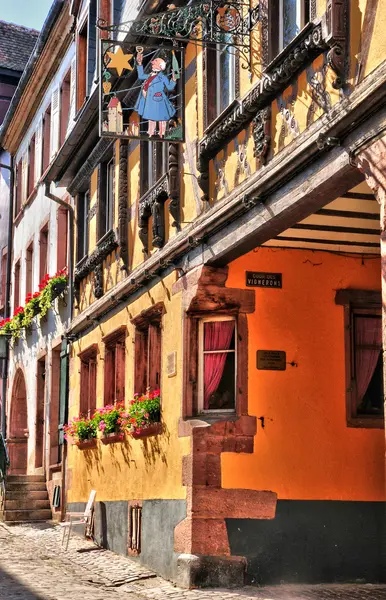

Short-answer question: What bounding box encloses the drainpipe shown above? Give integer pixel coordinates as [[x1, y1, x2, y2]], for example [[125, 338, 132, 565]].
[[45, 181, 74, 520], [44, 182, 75, 319], [0, 157, 14, 440]]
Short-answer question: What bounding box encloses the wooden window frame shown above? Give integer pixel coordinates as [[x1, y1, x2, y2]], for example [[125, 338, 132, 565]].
[[198, 315, 237, 414], [57, 205, 68, 272], [79, 344, 98, 417], [102, 326, 127, 406], [39, 222, 49, 284], [132, 303, 164, 396], [27, 134, 36, 199], [60, 69, 71, 147], [42, 104, 51, 174], [0, 247, 7, 310], [336, 289, 384, 429], [25, 241, 34, 297], [13, 259, 21, 312], [76, 189, 90, 263], [97, 156, 114, 242]]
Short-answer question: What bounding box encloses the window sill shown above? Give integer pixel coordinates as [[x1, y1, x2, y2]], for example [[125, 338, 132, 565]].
[[97, 228, 114, 247], [204, 99, 239, 137], [347, 417, 384, 429], [75, 255, 89, 270], [178, 413, 256, 437], [13, 208, 24, 226]]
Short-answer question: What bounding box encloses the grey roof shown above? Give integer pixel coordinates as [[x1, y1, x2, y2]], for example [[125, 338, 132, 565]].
[[0, 20, 39, 73]]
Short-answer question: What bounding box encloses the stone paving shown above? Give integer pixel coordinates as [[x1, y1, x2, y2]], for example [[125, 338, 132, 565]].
[[1, 522, 386, 600]]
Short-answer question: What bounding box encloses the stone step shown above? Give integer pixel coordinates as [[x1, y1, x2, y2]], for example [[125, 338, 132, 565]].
[[7, 475, 46, 483], [5, 490, 48, 501], [5, 498, 51, 511], [6, 482, 47, 492], [2, 508, 52, 522]]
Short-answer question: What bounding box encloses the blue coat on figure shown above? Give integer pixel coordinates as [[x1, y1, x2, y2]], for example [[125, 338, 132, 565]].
[[134, 56, 177, 137]]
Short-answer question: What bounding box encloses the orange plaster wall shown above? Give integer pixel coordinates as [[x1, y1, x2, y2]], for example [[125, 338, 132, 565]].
[[223, 247, 385, 502]]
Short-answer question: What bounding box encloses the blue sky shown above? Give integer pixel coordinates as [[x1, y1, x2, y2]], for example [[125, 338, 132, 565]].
[[0, 0, 53, 30]]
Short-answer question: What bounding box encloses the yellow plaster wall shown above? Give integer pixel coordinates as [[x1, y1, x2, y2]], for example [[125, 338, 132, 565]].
[[350, 0, 386, 84], [67, 273, 190, 503]]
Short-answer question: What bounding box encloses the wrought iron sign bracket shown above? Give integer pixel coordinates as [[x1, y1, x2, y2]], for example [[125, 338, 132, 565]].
[[97, 0, 260, 72]]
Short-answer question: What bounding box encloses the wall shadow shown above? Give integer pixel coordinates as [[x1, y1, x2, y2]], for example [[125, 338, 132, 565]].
[[0, 565, 46, 599]]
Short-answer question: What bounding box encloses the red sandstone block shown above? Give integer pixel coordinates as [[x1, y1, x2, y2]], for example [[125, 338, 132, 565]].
[[175, 517, 230, 555], [191, 488, 277, 519]]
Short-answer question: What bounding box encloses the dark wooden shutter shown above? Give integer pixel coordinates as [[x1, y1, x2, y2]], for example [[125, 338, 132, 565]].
[[58, 340, 69, 449], [134, 329, 148, 395], [115, 341, 125, 403], [148, 323, 161, 391], [80, 360, 90, 415], [104, 346, 115, 405], [89, 358, 97, 414]]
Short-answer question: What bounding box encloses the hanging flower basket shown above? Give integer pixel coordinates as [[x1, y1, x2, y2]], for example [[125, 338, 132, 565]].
[[76, 438, 97, 450], [131, 422, 162, 439], [100, 431, 125, 444]]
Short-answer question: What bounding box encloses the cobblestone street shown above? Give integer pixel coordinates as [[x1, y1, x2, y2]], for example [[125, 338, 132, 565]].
[[0, 523, 386, 600]]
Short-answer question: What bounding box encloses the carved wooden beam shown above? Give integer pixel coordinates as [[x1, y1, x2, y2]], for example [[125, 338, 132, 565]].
[[168, 143, 181, 231], [68, 138, 114, 195], [74, 229, 118, 285], [138, 173, 169, 254], [118, 140, 129, 271]]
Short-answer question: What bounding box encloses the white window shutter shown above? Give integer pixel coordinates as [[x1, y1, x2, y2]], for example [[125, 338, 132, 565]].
[[50, 86, 60, 159], [35, 117, 43, 183], [67, 56, 76, 135], [22, 152, 28, 203]]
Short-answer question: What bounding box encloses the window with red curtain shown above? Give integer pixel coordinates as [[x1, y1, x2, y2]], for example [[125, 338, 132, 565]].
[[79, 346, 97, 417], [353, 313, 383, 418], [199, 317, 236, 411], [103, 328, 126, 406]]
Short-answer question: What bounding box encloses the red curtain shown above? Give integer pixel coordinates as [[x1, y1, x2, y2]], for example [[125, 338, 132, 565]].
[[355, 316, 382, 405], [204, 320, 235, 409]]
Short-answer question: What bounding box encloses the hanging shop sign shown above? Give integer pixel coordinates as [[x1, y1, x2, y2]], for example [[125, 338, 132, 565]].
[[100, 41, 185, 142], [257, 350, 286, 371], [246, 272, 282, 288]]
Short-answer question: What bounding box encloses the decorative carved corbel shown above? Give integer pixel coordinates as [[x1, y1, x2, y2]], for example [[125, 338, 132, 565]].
[[168, 143, 181, 230], [197, 146, 210, 202], [118, 140, 129, 271], [252, 107, 271, 165], [325, 0, 347, 89], [94, 263, 104, 299], [138, 212, 150, 255], [152, 198, 165, 248]]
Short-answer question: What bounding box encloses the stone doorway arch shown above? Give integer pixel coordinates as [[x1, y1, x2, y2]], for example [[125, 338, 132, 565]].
[[8, 369, 28, 474]]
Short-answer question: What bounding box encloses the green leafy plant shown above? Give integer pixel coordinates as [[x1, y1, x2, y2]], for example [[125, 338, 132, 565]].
[[39, 270, 67, 318], [124, 390, 161, 436], [64, 416, 97, 442]]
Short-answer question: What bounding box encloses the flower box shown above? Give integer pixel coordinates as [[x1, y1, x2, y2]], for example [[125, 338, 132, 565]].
[[131, 422, 162, 439], [76, 438, 97, 450], [100, 432, 125, 444]]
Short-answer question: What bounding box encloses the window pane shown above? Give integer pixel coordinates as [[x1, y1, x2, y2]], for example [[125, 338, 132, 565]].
[[217, 34, 235, 115], [204, 351, 235, 410], [204, 320, 235, 351], [354, 315, 383, 416], [283, 0, 299, 47]]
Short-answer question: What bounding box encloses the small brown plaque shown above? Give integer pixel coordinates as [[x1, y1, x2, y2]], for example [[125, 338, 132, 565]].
[[257, 350, 286, 371], [246, 272, 282, 288], [166, 351, 177, 377]]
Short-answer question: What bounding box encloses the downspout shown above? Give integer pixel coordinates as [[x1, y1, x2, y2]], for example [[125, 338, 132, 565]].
[[45, 182, 74, 319], [45, 181, 74, 520], [0, 157, 14, 440]]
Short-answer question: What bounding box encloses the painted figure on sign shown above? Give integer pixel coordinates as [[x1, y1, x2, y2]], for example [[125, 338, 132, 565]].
[[134, 50, 177, 138], [108, 96, 123, 134]]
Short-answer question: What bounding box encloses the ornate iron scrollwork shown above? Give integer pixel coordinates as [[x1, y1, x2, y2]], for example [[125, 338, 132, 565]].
[[98, 1, 260, 70]]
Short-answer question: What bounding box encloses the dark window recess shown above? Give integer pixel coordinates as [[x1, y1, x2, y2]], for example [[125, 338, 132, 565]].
[[98, 158, 114, 240], [80, 350, 97, 417], [269, 0, 310, 59], [77, 190, 90, 262], [26, 243, 33, 296], [13, 260, 20, 312], [39, 225, 49, 283], [140, 141, 168, 196], [28, 135, 35, 197], [76, 0, 97, 110], [60, 69, 71, 147], [1, 249, 7, 309], [42, 105, 51, 173], [104, 333, 126, 405], [204, 36, 236, 127], [353, 314, 384, 418]]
